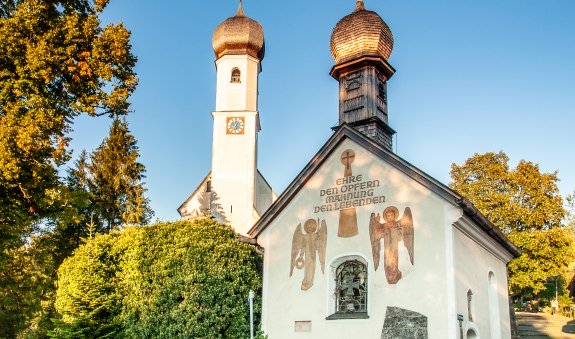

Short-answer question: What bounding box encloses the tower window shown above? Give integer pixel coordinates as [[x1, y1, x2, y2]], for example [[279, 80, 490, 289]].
[[206, 180, 211, 192], [231, 68, 241, 83], [378, 79, 387, 104]]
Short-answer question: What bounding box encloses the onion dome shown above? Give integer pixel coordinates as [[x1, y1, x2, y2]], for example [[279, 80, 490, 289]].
[[330, 0, 393, 64], [212, 1, 265, 60]]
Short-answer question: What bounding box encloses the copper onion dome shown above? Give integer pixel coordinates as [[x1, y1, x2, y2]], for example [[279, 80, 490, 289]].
[[212, 1, 265, 60], [330, 0, 393, 64]]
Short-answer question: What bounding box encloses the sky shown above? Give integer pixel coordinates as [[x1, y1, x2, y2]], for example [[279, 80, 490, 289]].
[[68, 0, 575, 222]]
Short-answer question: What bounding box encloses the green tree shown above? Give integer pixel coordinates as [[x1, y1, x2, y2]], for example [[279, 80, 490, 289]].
[[69, 118, 152, 232], [507, 228, 575, 296], [450, 151, 574, 298], [0, 0, 138, 255], [450, 152, 564, 233], [52, 230, 129, 338], [53, 219, 263, 338]]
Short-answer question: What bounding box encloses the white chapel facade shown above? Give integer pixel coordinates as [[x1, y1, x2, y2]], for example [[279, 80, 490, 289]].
[[178, 2, 276, 236], [181, 1, 519, 338]]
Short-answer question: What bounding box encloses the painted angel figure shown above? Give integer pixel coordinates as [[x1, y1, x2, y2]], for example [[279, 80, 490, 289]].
[[369, 206, 414, 284], [290, 218, 327, 291]]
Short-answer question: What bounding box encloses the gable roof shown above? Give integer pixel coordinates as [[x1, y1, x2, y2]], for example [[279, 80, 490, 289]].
[[177, 171, 211, 216], [248, 124, 520, 258]]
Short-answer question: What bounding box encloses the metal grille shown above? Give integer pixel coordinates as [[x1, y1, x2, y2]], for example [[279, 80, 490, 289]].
[[335, 260, 367, 314]]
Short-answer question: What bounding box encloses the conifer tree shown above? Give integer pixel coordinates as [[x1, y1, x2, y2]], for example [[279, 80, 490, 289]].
[[71, 118, 153, 232]]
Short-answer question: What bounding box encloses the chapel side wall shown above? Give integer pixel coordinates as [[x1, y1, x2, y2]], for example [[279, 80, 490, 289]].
[[259, 139, 454, 339], [453, 227, 512, 339]]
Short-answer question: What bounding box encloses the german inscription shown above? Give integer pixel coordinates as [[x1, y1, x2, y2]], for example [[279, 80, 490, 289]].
[[314, 174, 385, 213], [314, 174, 386, 214]]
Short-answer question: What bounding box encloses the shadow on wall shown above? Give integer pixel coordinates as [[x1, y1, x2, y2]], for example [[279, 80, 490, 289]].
[[197, 190, 228, 224]]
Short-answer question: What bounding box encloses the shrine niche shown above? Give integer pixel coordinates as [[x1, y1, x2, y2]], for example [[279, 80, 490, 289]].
[[338, 149, 358, 237], [290, 219, 327, 290], [369, 206, 414, 284]]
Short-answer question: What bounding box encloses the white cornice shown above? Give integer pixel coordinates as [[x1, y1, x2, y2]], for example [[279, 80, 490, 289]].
[[453, 216, 515, 264]]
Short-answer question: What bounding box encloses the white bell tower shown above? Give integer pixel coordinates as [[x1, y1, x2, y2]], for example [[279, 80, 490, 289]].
[[179, 2, 275, 236]]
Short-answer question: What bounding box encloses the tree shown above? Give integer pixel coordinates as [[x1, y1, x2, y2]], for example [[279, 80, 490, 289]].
[[450, 151, 574, 298], [52, 230, 129, 338], [0, 0, 138, 255], [53, 219, 263, 338], [507, 228, 575, 296], [566, 192, 575, 230], [69, 118, 152, 232], [450, 152, 564, 233]]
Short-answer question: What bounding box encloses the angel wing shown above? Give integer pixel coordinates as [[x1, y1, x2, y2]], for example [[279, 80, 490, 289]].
[[399, 207, 414, 265], [316, 219, 327, 274], [369, 213, 381, 271], [290, 223, 305, 276]]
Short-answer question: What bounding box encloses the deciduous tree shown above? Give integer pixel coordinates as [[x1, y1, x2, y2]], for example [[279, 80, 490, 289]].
[[450, 151, 574, 298], [450, 151, 564, 233], [0, 0, 138, 254]]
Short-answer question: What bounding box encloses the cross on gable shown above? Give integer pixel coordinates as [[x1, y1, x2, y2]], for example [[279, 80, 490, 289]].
[[341, 149, 355, 173]]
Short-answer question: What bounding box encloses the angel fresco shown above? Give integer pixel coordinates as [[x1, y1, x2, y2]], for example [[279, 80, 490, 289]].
[[369, 206, 414, 284], [290, 219, 328, 291]]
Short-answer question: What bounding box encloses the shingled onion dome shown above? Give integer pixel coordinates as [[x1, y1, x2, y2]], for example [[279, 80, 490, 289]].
[[330, 0, 393, 64], [212, 1, 265, 60]]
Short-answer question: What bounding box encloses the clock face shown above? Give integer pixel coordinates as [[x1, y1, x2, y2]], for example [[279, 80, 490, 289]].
[[226, 117, 245, 134]]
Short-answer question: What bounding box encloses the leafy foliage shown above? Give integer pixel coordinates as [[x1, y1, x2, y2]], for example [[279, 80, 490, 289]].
[[53, 219, 263, 338], [451, 151, 564, 233], [52, 231, 127, 338], [0, 0, 137, 256], [0, 1, 142, 336], [507, 228, 575, 295], [450, 151, 574, 298]]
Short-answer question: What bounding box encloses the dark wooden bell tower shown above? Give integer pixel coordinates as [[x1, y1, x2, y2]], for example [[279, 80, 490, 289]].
[[330, 56, 396, 151]]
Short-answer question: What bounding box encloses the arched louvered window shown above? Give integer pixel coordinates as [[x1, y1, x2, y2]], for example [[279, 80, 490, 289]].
[[231, 68, 241, 83]]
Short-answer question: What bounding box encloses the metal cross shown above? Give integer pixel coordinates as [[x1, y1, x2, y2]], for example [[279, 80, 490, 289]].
[[341, 274, 360, 295]]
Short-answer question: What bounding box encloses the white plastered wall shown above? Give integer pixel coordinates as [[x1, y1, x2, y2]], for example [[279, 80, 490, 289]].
[[453, 226, 512, 339], [258, 138, 456, 338], [211, 111, 258, 235]]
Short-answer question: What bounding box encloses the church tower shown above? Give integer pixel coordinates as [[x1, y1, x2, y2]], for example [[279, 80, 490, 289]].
[[330, 0, 396, 150], [178, 2, 275, 236]]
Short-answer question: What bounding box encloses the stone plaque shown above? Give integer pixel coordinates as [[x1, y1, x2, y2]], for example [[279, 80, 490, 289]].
[[381, 307, 427, 339], [294, 321, 312, 332]]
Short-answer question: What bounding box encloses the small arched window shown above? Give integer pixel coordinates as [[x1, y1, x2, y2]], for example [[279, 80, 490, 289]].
[[467, 290, 474, 321], [466, 328, 478, 339], [231, 68, 241, 83], [335, 260, 367, 315]]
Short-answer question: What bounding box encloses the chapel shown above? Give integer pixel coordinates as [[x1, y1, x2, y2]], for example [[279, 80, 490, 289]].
[[179, 1, 520, 338]]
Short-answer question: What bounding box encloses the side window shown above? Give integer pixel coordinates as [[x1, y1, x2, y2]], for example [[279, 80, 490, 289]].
[[467, 289, 474, 322], [231, 68, 241, 83], [330, 259, 368, 318]]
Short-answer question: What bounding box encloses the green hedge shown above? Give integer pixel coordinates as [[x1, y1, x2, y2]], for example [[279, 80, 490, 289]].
[[52, 219, 262, 338]]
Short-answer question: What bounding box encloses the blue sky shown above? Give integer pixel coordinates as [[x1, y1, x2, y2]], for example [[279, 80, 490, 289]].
[[69, 0, 575, 221]]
